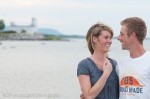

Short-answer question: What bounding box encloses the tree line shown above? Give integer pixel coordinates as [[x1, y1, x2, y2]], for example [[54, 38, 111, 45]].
[[0, 19, 5, 32]]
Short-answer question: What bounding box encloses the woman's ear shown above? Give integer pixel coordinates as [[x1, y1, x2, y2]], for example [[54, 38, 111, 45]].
[[92, 36, 97, 43]]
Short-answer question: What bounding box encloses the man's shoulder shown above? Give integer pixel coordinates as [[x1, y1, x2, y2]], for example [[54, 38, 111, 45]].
[[146, 51, 150, 55]]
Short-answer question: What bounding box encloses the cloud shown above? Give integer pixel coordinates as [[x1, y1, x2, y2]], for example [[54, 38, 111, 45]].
[[1, 0, 150, 36], [1, 0, 149, 11], [0, 0, 89, 8]]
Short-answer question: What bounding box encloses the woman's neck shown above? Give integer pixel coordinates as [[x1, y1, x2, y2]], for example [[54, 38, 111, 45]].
[[90, 52, 108, 70], [91, 51, 107, 60]]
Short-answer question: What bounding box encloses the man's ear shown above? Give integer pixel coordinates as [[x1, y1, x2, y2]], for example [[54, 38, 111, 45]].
[[130, 32, 136, 39]]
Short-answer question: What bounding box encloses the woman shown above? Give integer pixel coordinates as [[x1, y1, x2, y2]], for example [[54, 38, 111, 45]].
[[77, 23, 119, 99]]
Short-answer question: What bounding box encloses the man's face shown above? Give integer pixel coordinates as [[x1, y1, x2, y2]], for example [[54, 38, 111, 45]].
[[118, 25, 132, 50]]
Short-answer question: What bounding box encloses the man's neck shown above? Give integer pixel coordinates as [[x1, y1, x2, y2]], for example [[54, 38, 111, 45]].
[[129, 44, 146, 58]]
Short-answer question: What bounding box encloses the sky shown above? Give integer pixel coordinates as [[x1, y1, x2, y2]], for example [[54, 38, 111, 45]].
[[1, 0, 150, 37]]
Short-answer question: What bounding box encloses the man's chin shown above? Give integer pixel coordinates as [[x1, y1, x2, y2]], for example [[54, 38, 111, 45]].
[[122, 47, 127, 50]]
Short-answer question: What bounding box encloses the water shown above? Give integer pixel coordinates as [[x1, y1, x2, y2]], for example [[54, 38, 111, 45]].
[[0, 39, 149, 99]]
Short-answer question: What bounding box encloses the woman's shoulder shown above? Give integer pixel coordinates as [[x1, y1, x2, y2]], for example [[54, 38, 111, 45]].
[[77, 58, 93, 76], [107, 58, 117, 66], [78, 58, 91, 66]]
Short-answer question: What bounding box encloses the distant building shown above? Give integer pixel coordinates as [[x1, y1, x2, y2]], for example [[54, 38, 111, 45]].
[[8, 18, 38, 34]]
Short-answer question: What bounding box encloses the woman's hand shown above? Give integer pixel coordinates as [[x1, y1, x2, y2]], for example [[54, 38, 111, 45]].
[[103, 59, 112, 76]]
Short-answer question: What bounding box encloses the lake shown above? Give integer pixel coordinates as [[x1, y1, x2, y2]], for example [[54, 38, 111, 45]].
[[0, 39, 149, 99]]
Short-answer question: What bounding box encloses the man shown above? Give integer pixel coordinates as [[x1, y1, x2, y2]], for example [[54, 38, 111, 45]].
[[117, 17, 150, 99]]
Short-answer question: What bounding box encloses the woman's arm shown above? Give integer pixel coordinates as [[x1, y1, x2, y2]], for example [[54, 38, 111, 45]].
[[78, 60, 112, 99]]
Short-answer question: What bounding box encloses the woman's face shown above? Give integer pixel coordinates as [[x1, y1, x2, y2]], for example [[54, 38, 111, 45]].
[[93, 30, 112, 53]]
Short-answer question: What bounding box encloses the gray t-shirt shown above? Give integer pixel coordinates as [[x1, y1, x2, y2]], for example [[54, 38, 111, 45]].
[[77, 58, 119, 99]]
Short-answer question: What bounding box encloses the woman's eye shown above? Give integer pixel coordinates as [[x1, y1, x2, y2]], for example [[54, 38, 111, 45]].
[[105, 36, 108, 39]]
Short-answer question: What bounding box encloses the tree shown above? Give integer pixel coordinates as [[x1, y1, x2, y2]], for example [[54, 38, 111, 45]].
[[21, 29, 26, 33], [0, 19, 5, 32]]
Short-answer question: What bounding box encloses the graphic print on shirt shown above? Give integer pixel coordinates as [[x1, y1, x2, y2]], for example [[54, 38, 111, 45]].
[[120, 75, 144, 95]]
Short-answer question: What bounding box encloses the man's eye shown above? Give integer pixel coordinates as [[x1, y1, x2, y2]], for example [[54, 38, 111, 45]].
[[105, 36, 110, 39], [121, 33, 124, 36]]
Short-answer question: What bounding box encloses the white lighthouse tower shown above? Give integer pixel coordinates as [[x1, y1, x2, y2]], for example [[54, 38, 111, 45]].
[[31, 18, 37, 27]]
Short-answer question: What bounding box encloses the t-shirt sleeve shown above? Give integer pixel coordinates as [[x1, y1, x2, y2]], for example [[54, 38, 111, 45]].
[[77, 60, 90, 76], [148, 66, 150, 77]]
